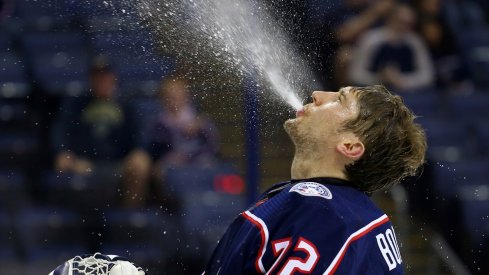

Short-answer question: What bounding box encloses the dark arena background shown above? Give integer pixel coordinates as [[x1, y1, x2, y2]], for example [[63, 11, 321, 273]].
[[0, 0, 489, 274]]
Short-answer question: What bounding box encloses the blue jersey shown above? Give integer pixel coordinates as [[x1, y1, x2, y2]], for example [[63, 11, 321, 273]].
[[204, 178, 404, 275]]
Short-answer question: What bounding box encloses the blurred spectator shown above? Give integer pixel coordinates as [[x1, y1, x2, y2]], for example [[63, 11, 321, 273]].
[[413, 0, 473, 93], [143, 75, 219, 181], [334, 0, 393, 46], [330, 0, 395, 88], [51, 56, 151, 208], [349, 3, 434, 91]]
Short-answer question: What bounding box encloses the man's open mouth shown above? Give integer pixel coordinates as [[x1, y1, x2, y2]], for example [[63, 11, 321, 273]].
[[296, 108, 305, 117]]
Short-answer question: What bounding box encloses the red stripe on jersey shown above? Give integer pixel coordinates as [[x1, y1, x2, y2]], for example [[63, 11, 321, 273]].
[[242, 211, 269, 274], [325, 214, 390, 275]]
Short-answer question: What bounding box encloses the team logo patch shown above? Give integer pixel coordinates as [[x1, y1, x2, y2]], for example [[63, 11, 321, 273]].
[[290, 182, 332, 199]]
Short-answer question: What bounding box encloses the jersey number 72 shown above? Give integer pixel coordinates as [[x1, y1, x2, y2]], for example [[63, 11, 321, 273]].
[[269, 237, 320, 275]]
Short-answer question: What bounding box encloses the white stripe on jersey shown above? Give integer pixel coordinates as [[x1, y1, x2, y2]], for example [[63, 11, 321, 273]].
[[244, 210, 270, 273]]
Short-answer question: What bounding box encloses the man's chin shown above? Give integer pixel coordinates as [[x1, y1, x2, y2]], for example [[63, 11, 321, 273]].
[[284, 118, 298, 136], [283, 118, 295, 127]]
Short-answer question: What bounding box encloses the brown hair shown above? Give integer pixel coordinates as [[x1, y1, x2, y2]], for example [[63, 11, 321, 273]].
[[160, 74, 188, 91], [343, 85, 427, 193]]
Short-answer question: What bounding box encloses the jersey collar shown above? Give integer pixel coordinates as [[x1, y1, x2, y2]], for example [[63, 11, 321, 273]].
[[291, 177, 372, 197], [256, 177, 363, 208], [291, 177, 351, 187], [266, 177, 352, 199]]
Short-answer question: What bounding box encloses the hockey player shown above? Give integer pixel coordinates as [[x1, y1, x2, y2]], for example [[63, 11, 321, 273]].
[[204, 85, 426, 274]]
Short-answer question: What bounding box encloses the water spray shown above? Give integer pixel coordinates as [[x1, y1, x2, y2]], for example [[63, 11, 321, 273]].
[[136, 0, 316, 111]]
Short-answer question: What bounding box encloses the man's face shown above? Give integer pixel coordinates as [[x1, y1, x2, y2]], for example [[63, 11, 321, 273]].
[[390, 6, 416, 33], [91, 72, 117, 100], [284, 87, 360, 148], [160, 81, 189, 113]]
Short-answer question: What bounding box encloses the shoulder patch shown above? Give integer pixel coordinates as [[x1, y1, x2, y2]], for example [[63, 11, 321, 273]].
[[289, 182, 332, 199]]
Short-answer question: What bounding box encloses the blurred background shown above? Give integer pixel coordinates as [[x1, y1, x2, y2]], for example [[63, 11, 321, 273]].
[[0, 0, 488, 274]]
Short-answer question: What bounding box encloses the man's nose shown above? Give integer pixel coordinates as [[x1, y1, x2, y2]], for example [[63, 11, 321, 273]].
[[311, 91, 333, 105]]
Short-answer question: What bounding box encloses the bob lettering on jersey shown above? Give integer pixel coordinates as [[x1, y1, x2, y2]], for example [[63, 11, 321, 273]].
[[376, 227, 402, 271]]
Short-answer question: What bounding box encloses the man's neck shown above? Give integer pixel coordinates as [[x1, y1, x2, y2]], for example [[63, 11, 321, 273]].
[[290, 150, 348, 180]]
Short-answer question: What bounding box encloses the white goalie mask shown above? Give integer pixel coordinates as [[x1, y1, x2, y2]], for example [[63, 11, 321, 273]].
[[49, 253, 145, 275]]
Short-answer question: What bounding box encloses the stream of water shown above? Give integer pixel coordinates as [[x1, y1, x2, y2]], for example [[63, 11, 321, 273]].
[[136, 0, 317, 110]]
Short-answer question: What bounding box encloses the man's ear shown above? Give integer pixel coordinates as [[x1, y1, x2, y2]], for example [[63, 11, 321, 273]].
[[336, 138, 365, 161]]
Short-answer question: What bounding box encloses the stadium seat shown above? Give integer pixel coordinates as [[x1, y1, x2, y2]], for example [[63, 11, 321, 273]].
[[164, 164, 239, 194], [0, 52, 26, 83], [29, 51, 89, 96], [20, 32, 87, 56], [432, 159, 489, 198], [447, 93, 489, 120], [79, 0, 142, 34], [88, 30, 175, 97], [15, 207, 88, 262], [180, 192, 244, 244], [0, 52, 30, 98], [304, 0, 343, 25], [20, 32, 89, 96], [72, 0, 137, 19], [476, 121, 489, 155], [0, 31, 14, 53], [0, 133, 40, 167], [456, 28, 489, 87], [419, 118, 475, 162], [13, 0, 73, 31], [116, 55, 176, 98], [164, 164, 246, 256], [400, 91, 442, 118], [0, 100, 34, 131], [130, 97, 161, 121], [104, 208, 180, 246], [102, 208, 181, 269], [0, 211, 17, 261], [14, 0, 69, 18], [114, 55, 176, 82], [42, 171, 119, 208], [444, 0, 488, 36], [90, 31, 156, 59], [459, 200, 489, 245], [0, 169, 27, 208]]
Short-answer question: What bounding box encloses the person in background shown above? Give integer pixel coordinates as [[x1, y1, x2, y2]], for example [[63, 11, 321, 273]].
[[412, 0, 473, 93], [142, 75, 219, 182], [348, 3, 434, 92], [330, 0, 395, 88], [51, 56, 151, 208]]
